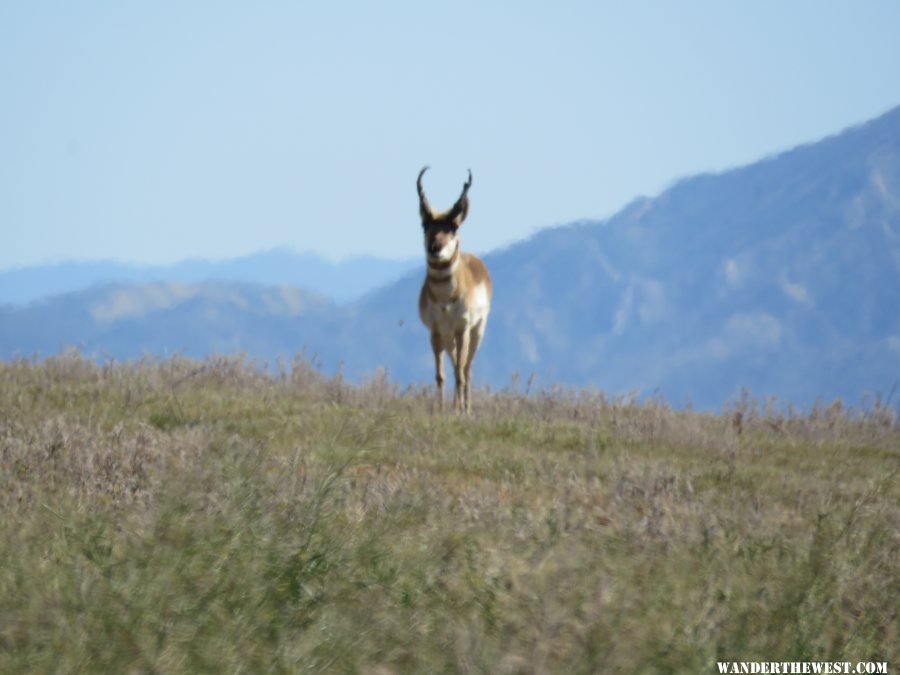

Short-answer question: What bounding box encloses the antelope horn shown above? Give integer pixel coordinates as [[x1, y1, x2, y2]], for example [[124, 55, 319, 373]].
[[417, 166, 433, 220], [448, 169, 472, 225]]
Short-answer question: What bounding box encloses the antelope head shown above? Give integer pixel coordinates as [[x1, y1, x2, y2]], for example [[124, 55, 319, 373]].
[[417, 166, 472, 263]]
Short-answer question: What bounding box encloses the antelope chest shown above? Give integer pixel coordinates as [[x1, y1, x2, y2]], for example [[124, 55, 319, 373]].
[[419, 280, 490, 337]]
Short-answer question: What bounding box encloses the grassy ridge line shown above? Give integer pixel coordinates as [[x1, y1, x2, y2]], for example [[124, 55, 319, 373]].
[[0, 353, 898, 673]]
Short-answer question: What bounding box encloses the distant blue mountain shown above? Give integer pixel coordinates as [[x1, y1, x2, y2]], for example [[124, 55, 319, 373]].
[[0, 248, 418, 305], [2, 105, 900, 409]]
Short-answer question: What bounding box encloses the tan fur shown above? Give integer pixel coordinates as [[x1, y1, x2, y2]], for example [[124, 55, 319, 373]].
[[416, 167, 492, 414]]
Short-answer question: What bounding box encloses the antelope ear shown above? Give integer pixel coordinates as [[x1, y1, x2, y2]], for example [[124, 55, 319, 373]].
[[450, 202, 468, 228], [448, 169, 472, 227]]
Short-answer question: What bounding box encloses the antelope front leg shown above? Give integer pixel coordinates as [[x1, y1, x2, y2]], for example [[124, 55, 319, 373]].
[[463, 325, 484, 415], [453, 329, 471, 415], [430, 331, 445, 413]]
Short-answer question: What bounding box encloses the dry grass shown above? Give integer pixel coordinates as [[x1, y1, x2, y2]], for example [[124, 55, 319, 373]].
[[1, 352, 898, 673]]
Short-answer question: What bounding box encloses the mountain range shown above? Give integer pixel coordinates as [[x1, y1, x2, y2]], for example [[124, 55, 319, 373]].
[[3, 106, 899, 409], [0, 250, 417, 305]]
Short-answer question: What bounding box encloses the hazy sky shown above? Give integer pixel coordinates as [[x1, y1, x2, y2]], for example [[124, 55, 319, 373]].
[[2, 2, 899, 269]]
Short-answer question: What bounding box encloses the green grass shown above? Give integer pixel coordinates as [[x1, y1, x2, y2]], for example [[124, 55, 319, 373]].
[[1, 353, 897, 673]]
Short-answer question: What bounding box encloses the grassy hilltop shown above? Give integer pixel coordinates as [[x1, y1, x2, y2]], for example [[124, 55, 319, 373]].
[[1, 354, 897, 673]]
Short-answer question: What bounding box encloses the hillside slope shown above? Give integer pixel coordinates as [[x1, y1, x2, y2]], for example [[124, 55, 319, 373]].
[[335, 104, 900, 406], [2, 357, 897, 671]]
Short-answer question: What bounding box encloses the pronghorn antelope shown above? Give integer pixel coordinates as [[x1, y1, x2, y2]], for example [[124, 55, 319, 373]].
[[417, 166, 492, 414]]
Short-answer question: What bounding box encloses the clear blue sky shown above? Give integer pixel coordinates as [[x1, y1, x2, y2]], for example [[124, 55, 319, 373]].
[[2, 2, 899, 269]]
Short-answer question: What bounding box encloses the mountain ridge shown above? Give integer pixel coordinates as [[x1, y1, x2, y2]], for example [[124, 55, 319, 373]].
[[0, 248, 418, 306], [3, 105, 900, 409]]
